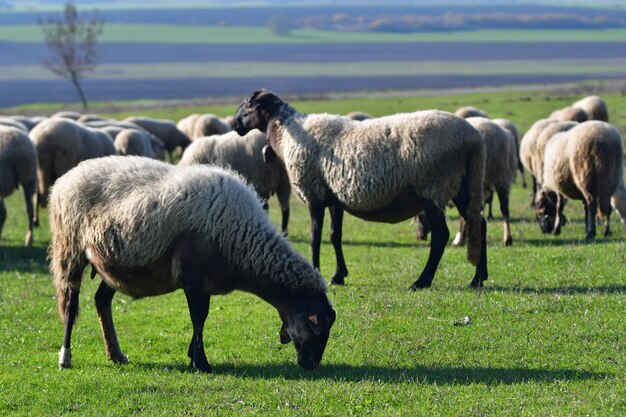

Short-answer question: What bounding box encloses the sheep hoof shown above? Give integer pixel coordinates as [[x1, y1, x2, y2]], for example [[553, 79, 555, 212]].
[[190, 359, 212, 373], [585, 232, 596, 242], [110, 353, 128, 364], [503, 237, 513, 247], [58, 346, 71, 369], [24, 231, 33, 247], [409, 279, 432, 291], [469, 275, 485, 289], [330, 274, 345, 285]]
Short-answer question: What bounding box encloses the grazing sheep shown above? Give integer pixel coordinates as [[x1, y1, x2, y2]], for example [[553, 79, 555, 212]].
[[0, 126, 37, 246], [124, 116, 191, 161], [549, 106, 588, 123], [0, 115, 45, 131], [76, 114, 110, 123], [180, 129, 291, 235], [49, 156, 336, 372], [178, 114, 232, 140], [493, 118, 526, 188], [0, 117, 28, 132], [455, 106, 489, 119], [234, 89, 488, 289], [519, 118, 560, 207], [531, 121, 579, 190], [452, 117, 518, 247], [114, 128, 158, 158], [537, 121, 624, 240], [573, 95, 608, 122], [83, 120, 166, 160], [51, 111, 82, 120], [345, 111, 373, 121], [29, 118, 117, 209]]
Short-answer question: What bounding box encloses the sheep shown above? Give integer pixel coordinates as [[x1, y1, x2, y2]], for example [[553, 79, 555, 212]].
[[76, 114, 110, 123], [124, 116, 191, 161], [611, 179, 626, 226], [549, 106, 588, 123], [82, 120, 166, 160], [519, 118, 560, 207], [492, 118, 526, 189], [452, 117, 518, 247], [178, 114, 232, 140], [234, 89, 488, 289], [573, 95, 608, 122], [0, 115, 45, 131], [537, 121, 624, 240], [224, 115, 236, 130], [455, 106, 489, 119], [0, 126, 37, 246], [345, 111, 373, 121], [29, 118, 118, 209], [49, 156, 336, 372], [531, 121, 579, 191], [180, 129, 291, 235], [113, 128, 158, 158], [51, 111, 82, 120], [0, 117, 28, 132]]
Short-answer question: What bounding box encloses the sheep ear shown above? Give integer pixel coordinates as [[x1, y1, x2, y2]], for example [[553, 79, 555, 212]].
[[279, 323, 291, 344], [308, 315, 322, 336], [262, 144, 277, 163]]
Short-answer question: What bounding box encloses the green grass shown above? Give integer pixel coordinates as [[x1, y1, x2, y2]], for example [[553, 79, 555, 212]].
[[1, 89, 626, 416], [3, 58, 626, 81], [3, 24, 626, 44]]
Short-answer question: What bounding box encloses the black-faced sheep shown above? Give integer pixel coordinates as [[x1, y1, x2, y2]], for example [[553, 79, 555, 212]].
[[537, 121, 624, 240], [29, 118, 118, 209], [452, 117, 518, 247], [455, 106, 489, 119], [49, 156, 335, 372], [573, 95, 608, 122], [123, 116, 191, 162], [0, 126, 37, 246], [180, 129, 291, 235], [234, 89, 488, 289]]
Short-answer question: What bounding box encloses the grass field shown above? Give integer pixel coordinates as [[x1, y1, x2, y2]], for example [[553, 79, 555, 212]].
[[1, 90, 625, 416]]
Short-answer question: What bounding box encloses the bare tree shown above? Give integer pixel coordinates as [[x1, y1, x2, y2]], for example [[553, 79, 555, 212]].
[[38, 2, 104, 110]]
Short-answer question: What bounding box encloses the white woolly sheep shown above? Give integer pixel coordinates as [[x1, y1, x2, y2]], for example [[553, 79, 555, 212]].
[[83, 120, 166, 160], [455, 106, 489, 119], [0, 117, 28, 132], [177, 113, 232, 140], [573, 95, 608, 122], [345, 111, 373, 121], [549, 106, 588, 123], [180, 129, 291, 235], [76, 114, 110, 123], [0, 115, 45, 131], [537, 121, 624, 240], [124, 116, 191, 161], [0, 126, 38, 246], [531, 121, 579, 191], [452, 117, 518, 247], [234, 89, 488, 289], [49, 156, 335, 372], [51, 111, 82, 120], [29, 118, 118, 209], [492, 118, 526, 189], [114, 128, 158, 158]]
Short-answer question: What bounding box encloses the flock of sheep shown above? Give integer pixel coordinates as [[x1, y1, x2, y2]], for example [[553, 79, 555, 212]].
[[0, 91, 624, 372]]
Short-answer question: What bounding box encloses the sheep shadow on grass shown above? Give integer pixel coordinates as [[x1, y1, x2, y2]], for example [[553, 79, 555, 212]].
[[482, 284, 626, 295], [134, 362, 608, 385]]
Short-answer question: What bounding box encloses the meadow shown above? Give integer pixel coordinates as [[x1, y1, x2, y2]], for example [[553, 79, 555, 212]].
[[1, 88, 625, 416]]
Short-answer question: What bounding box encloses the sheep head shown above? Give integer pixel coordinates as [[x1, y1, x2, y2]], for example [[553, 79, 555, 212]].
[[279, 294, 336, 371], [536, 190, 560, 234], [234, 89, 284, 136]]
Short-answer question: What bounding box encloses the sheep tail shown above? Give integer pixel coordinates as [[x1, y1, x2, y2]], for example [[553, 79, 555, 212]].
[[465, 135, 487, 266], [49, 203, 85, 323]]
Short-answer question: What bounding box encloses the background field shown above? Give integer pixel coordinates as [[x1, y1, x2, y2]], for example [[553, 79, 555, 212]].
[[1, 88, 625, 416]]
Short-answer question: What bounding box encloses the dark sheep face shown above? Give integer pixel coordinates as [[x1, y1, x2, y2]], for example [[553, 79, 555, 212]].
[[280, 295, 336, 371], [536, 190, 558, 234], [234, 89, 283, 136]]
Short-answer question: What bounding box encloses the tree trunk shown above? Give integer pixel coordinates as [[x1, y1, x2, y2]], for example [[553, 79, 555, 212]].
[[70, 72, 88, 110]]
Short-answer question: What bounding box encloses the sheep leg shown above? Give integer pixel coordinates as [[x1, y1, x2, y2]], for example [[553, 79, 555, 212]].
[[94, 280, 128, 364], [0, 199, 5, 240], [519, 163, 527, 188], [485, 191, 494, 220], [530, 175, 537, 207], [496, 186, 512, 246], [58, 288, 80, 369], [452, 218, 467, 247], [329, 206, 348, 285], [277, 184, 291, 236], [308, 203, 325, 272], [599, 196, 612, 237], [583, 197, 597, 241], [183, 266, 211, 373], [22, 178, 36, 246], [453, 193, 489, 288], [415, 214, 430, 241], [410, 201, 449, 290]]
